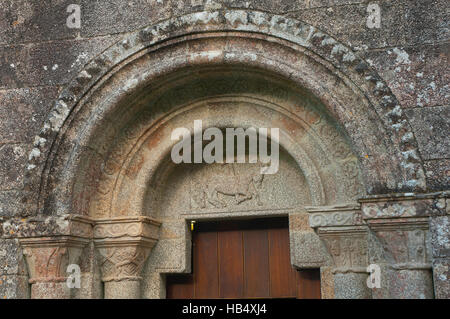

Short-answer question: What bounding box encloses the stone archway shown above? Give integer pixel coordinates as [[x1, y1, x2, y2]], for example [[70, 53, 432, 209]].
[[15, 10, 441, 299]]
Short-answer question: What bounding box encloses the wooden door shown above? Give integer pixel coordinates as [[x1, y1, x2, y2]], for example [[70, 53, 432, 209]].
[[166, 218, 321, 299]]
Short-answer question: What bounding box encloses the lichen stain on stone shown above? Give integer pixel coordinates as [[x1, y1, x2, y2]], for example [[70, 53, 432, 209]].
[[391, 48, 411, 66], [28, 148, 41, 161]]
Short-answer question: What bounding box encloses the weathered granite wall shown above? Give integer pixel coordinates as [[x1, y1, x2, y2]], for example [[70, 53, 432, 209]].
[[0, 0, 448, 299]]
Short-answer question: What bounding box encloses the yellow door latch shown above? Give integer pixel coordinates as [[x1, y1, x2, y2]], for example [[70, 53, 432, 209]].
[[190, 221, 196, 231]]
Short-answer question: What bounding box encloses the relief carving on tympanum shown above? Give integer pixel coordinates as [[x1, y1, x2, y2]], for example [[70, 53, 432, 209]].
[[190, 163, 265, 209]]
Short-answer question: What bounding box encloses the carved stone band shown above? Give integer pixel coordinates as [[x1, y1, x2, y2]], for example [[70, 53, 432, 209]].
[[360, 192, 449, 219], [306, 204, 362, 228], [93, 216, 160, 240], [6, 215, 94, 239]]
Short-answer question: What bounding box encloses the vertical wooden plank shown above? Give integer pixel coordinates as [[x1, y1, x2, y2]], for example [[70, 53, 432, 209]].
[[268, 227, 297, 298], [166, 275, 194, 299], [218, 230, 244, 298], [297, 269, 321, 299], [243, 229, 270, 298], [194, 231, 219, 298]]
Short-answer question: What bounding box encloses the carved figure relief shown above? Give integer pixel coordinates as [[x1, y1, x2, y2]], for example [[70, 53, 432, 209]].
[[323, 235, 368, 269], [190, 164, 265, 209]]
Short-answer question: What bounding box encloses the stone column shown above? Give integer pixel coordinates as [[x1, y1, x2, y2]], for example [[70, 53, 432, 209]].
[[93, 216, 160, 299], [18, 216, 93, 299], [307, 205, 371, 299], [361, 194, 437, 299]]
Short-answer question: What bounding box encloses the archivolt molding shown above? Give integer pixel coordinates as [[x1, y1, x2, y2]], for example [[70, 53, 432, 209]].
[[23, 9, 425, 217], [99, 94, 363, 219]]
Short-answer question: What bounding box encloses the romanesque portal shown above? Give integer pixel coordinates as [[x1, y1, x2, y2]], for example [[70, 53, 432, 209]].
[[1, 9, 447, 299]]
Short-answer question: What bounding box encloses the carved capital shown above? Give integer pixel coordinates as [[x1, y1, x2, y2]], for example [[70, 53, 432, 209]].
[[317, 226, 368, 273], [93, 217, 161, 282], [307, 205, 368, 273], [19, 236, 89, 284], [366, 217, 431, 270], [361, 194, 434, 270], [18, 216, 93, 284]]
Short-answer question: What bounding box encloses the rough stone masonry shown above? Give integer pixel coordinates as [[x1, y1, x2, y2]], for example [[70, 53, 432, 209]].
[[0, 0, 448, 299]]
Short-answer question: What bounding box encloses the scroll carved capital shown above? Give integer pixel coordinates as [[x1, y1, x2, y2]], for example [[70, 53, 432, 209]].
[[95, 245, 152, 282], [93, 216, 161, 282], [306, 204, 363, 228], [307, 204, 369, 273]]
